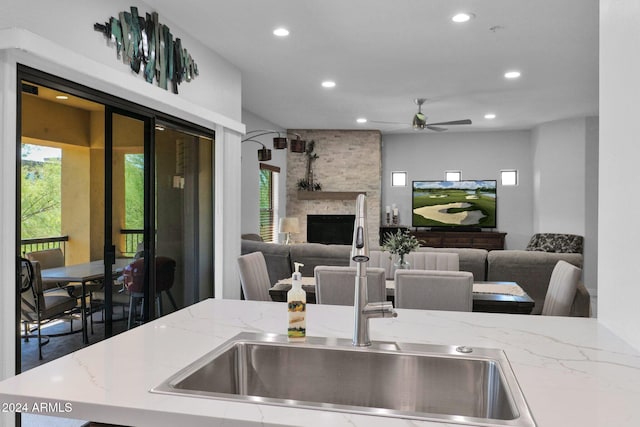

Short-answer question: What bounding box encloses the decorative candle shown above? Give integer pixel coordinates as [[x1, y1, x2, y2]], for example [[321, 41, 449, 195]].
[[386, 205, 391, 213]]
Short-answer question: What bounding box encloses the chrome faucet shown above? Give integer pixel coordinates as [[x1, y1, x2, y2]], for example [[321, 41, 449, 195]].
[[352, 194, 397, 347]]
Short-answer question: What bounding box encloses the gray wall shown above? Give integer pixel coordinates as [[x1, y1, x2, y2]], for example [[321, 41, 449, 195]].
[[381, 130, 533, 250], [241, 110, 287, 236]]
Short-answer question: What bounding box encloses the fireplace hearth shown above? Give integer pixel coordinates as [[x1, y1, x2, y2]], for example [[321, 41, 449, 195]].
[[307, 214, 355, 245]]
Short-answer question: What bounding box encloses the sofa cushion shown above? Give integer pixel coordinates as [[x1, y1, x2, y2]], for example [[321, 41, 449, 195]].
[[289, 243, 352, 277], [241, 240, 292, 285], [487, 250, 583, 315]]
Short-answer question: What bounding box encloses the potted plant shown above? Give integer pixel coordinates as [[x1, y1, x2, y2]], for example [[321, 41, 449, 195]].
[[382, 229, 421, 269]]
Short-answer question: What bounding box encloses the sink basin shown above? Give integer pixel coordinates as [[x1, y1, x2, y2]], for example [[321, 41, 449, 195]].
[[152, 332, 535, 426]]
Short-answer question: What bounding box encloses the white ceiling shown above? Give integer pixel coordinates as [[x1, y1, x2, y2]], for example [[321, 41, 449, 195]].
[[144, 0, 599, 133]]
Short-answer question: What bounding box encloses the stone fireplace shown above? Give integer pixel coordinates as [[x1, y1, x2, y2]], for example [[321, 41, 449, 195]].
[[286, 130, 381, 248]]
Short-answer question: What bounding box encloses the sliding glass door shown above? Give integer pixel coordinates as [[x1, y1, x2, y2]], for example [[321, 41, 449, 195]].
[[17, 67, 214, 379]]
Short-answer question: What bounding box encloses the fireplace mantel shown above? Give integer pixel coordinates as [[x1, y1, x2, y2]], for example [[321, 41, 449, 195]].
[[297, 191, 366, 200]]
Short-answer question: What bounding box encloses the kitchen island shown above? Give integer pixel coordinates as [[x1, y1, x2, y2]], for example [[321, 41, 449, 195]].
[[1, 299, 639, 426]]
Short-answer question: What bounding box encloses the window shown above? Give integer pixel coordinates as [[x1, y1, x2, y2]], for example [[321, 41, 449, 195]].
[[445, 170, 461, 181], [259, 163, 280, 242], [391, 171, 407, 187], [501, 169, 518, 186]]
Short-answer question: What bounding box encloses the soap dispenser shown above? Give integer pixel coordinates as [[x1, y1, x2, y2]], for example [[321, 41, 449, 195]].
[[287, 262, 306, 342]]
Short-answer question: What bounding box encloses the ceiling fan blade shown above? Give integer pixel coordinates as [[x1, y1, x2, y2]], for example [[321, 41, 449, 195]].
[[426, 125, 447, 132], [368, 119, 408, 125], [426, 119, 472, 126]]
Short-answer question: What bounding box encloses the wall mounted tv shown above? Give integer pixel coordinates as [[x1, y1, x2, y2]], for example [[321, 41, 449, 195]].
[[412, 180, 497, 229]]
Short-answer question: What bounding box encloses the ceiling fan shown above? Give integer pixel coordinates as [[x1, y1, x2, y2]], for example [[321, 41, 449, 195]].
[[369, 98, 472, 131]]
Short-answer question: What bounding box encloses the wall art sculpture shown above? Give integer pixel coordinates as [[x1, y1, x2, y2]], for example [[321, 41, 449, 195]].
[[94, 6, 199, 94]]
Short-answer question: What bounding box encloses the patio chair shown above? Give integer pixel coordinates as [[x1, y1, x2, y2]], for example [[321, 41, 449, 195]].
[[19, 258, 79, 360]]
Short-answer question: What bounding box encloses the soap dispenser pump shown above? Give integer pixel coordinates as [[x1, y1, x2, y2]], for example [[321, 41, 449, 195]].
[[287, 262, 306, 341]]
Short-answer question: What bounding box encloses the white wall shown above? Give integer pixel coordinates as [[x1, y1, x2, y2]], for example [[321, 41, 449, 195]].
[[0, 0, 241, 123], [382, 130, 533, 249], [531, 117, 599, 293], [531, 118, 587, 234], [599, 0, 640, 351], [240, 110, 287, 237]]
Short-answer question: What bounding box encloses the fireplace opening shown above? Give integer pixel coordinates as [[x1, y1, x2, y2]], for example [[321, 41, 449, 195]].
[[307, 214, 355, 245]]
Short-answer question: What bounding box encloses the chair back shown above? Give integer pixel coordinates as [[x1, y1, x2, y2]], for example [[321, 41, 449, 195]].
[[315, 266, 386, 306], [26, 248, 65, 270], [123, 257, 176, 294], [355, 250, 459, 279], [405, 252, 459, 271], [394, 270, 473, 311], [542, 260, 582, 316], [237, 252, 272, 301]]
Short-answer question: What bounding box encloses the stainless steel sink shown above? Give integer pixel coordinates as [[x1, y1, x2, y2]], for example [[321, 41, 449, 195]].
[[152, 332, 535, 426]]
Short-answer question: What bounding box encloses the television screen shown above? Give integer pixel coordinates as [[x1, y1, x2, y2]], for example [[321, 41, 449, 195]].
[[412, 180, 497, 228]]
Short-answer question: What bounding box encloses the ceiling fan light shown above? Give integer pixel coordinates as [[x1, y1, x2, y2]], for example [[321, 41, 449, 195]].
[[412, 113, 427, 129], [273, 137, 288, 149]]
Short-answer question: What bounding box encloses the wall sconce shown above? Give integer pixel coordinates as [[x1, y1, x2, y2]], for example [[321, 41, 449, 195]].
[[279, 217, 300, 244], [243, 129, 307, 153], [242, 138, 272, 161]]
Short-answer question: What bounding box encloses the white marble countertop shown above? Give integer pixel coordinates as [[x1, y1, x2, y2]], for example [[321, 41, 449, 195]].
[[1, 299, 640, 426]]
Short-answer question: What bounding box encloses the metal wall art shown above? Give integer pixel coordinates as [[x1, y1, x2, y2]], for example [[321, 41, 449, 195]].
[[94, 6, 199, 94]]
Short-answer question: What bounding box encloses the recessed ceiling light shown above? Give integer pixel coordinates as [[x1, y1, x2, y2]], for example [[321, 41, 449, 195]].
[[356, 118, 367, 124], [452, 13, 475, 23], [504, 71, 521, 79], [155, 126, 165, 131], [484, 113, 496, 119], [273, 27, 289, 37], [55, 95, 68, 100], [321, 80, 336, 88]]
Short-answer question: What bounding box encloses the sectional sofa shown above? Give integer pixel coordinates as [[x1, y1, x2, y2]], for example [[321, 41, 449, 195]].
[[240, 239, 590, 317]]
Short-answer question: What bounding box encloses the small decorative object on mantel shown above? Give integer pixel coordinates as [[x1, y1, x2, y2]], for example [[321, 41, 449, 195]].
[[382, 229, 421, 270], [94, 6, 198, 94], [392, 204, 399, 225], [296, 140, 322, 191]]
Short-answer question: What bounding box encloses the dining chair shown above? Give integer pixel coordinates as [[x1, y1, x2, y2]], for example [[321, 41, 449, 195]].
[[541, 260, 582, 316], [26, 248, 102, 333], [237, 252, 272, 301], [315, 266, 386, 306], [26, 248, 69, 291], [123, 257, 178, 328], [19, 258, 79, 360], [355, 250, 459, 279], [405, 252, 459, 271], [394, 270, 474, 311]]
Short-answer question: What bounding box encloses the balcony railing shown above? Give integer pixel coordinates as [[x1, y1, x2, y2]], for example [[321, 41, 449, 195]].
[[20, 236, 68, 259], [20, 231, 144, 260], [120, 229, 144, 258]]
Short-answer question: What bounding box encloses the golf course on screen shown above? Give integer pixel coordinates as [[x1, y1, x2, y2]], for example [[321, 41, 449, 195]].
[[412, 181, 497, 228]]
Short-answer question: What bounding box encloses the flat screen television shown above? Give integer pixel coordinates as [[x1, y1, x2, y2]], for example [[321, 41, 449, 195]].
[[412, 180, 497, 229]]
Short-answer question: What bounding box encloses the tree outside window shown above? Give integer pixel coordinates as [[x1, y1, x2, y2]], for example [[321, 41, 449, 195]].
[[259, 163, 280, 242]]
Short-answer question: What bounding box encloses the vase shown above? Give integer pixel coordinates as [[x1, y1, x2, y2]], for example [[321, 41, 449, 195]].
[[394, 255, 410, 271]]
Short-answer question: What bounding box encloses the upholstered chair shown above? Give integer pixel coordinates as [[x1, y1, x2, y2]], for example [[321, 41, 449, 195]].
[[394, 270, 474, 312], [315, 266, 386, 306], [237, 252, 273, 301], [20, 258, 78, 360], [541, 260, 582, 316]]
